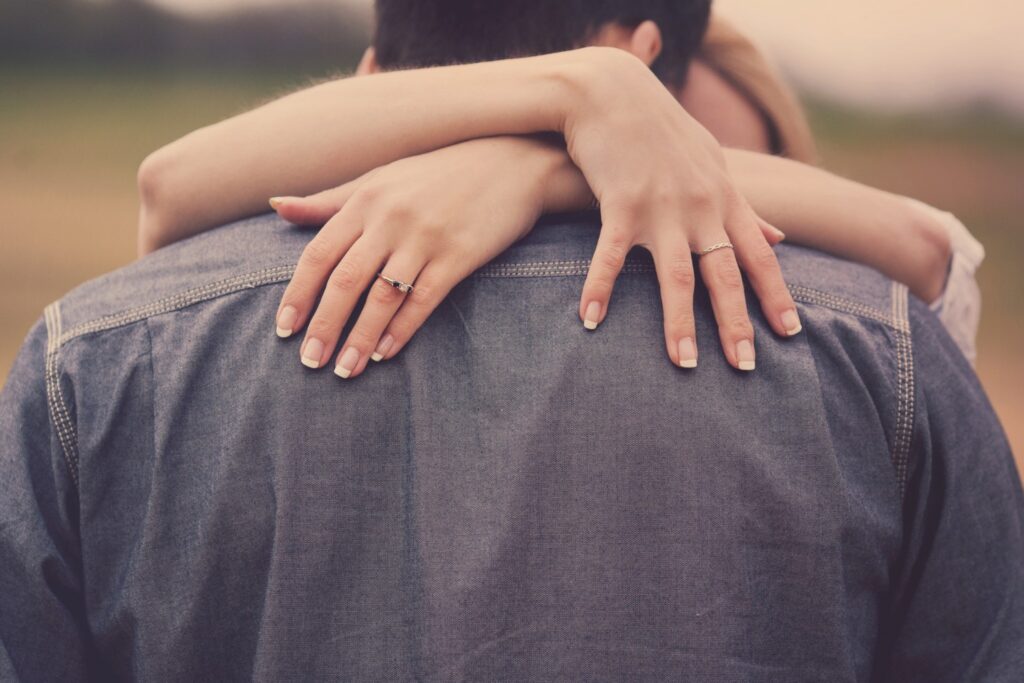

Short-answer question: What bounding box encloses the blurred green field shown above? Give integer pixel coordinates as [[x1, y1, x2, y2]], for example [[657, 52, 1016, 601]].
[[1, 67, 1022, 473]]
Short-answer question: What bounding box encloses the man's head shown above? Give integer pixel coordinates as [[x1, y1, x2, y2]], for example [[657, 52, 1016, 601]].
[[363, 0, 713, 88]]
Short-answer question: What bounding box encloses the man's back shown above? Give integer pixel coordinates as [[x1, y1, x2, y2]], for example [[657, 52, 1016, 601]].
[[2, 215, 1021, 682]]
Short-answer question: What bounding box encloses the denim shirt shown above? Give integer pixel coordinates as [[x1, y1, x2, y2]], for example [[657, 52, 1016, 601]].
[[2, 215, 1022, 682]]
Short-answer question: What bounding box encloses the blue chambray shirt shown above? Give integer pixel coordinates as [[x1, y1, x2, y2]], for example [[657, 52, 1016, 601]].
[[1, 214, 1022, 681]]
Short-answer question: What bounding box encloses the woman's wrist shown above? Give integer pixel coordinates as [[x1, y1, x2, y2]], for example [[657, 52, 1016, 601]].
[[470, 135, 590, 230]]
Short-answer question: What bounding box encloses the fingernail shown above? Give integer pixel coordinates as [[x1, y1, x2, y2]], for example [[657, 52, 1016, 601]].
[[276, 305, 298, 338], [771, 226, 787, 242], [269, 197, 286, 211], [678, 338, 697, 369], [781, 309, 802, 336], [736, 339, 756, 371], [334, 347, 360, 379], [371, 334, 394, 362], [583, 301, 602, 330], [301, 338, 324, 369]]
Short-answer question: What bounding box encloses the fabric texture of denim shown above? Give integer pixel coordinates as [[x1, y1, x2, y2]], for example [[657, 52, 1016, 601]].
[[1, 213, 1022, 682]]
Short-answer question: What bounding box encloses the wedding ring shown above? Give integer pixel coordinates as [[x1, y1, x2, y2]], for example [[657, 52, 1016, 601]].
[[700, 242, 735, 256], [377, 273, 415, 294]]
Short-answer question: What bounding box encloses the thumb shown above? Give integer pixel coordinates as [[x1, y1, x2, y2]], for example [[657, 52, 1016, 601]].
[[756, 216, 786, 246], [269, 181, 359, 226]]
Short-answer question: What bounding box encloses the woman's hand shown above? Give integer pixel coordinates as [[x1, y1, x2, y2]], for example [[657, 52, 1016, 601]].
[[560, 48, 802, 370], [272, 136, 570, 379], [273, 132, 788, 378]]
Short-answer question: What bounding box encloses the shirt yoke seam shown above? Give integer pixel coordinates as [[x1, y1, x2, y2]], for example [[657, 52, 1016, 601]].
[[52, 260, 912, 347], [43, 258, 914, 496]]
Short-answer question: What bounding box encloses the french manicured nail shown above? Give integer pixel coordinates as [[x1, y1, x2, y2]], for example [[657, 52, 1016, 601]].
[[781, 309, 802, 336], [334, 347, 361, 379], [371, 334, 394, 362], [678, 337, 698, 369], [269, 197, 286, 211], [737, 339, 756, 371], [301, 338, 324, 369], [583, 302, 602, 330], [770, 226, 787, 242], [276, 305, 298, 338]]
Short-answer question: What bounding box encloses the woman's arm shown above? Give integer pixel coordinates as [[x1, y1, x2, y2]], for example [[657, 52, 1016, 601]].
[[723, 149, 952, 302], [137, 51, 582, 253], [143, 47, 801, 371], [269, 133, 961, 376], [278, 139, 952, 305]]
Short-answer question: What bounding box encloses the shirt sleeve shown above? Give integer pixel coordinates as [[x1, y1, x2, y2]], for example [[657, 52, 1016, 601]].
[[0, 319, 92, 682], [874, 299, 1024, 681], [904, 197, 985, 365]]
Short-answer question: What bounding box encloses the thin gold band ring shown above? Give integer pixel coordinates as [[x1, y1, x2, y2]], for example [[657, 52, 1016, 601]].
[[699, 242, 735, 256]]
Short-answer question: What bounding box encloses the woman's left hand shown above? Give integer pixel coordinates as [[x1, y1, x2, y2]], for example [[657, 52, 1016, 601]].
[[271, 136, 573, 378]]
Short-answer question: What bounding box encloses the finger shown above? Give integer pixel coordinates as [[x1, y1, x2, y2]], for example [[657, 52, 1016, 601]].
[[374, 260, 462, 361], [757, 216, 786, 246], [270, 181, 360, 226], [299, 237, 385, 370], [650, 238, 699, 369], [333, 251, 427, 379], [275, 208, 362, 339], [730, 209, 802, 338], [579, 207, 634, 329], [698, 241, 757, 371]]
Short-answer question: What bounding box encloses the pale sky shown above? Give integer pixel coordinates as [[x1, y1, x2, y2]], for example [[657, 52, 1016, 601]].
[[148, 0, 1024, 113]]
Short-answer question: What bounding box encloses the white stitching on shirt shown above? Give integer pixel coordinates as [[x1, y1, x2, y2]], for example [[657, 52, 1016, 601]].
[[890, 282, 914, 499], [476, 260, 907, 331], [44, 302, 80, 487], [45, 258, 912, 496], [58, 265, 296, 345]]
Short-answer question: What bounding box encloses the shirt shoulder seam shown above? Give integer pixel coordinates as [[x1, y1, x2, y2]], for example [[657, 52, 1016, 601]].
[[889, 281, 914, 500], [43, 301, 80, 488], [56, 264, 296, 346]]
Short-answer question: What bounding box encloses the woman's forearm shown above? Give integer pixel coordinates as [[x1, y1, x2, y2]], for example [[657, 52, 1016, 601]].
[[137, 49, 618, 252], [723, 149, 951, 302], [538, 145, 951, 301]]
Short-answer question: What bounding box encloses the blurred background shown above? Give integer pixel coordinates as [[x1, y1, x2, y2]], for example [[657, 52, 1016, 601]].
[[1, 0, 1021, 472]]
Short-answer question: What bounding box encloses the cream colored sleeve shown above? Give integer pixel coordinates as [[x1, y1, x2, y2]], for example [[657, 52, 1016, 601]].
[[905, 198, 986, 364]]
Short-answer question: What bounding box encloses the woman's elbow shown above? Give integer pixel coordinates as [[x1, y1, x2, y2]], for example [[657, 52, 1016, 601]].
[[136, 148, 176, 255], [905, 203, 953, 303]]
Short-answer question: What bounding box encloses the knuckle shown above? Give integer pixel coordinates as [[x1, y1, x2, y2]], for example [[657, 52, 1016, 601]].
[[369, 277, 403, 304], [711, 262, 745, 292], [666, 310, 696, 334], [408, 281, 438, 307], [606, 186, 646, 215], [665, 256, 696, 289], [595, 237, 630, 274], [721, 313, 754, 339], [747, 240, 781, 272], [300, 238, 334, 269], [305, 314, 339, 341], [345, 327, 377, 351], [646, 182, 679, 207], [381, 199, 415, 224], [386, 316, 416, 341], [352, 183, 380, 205], [327, 260, 362, 294], [684, 184, 716, 212]]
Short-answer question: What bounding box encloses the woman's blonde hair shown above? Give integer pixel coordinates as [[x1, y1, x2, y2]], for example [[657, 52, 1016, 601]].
[[699, 15, 817, 164]]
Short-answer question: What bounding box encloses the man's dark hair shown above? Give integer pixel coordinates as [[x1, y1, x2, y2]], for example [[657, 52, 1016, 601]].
[[373, 0, 713, 87]]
